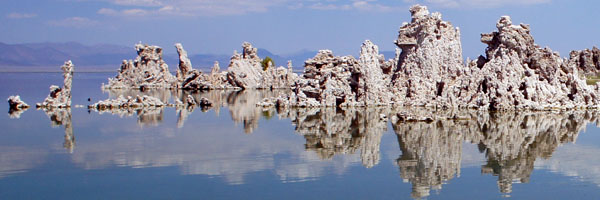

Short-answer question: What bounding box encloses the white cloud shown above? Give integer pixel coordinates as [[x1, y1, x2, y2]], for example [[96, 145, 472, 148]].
[[89, 0, 550, 18], [308, 2, 351, 10], [47, 17, 99, 28], [413, 0, 550, 8], [96, 0, 289, 17], [6, 13, 37, 19], [307, 0, 402, 12], [352, 1, 399, 12], [110, 0, 163, 7]]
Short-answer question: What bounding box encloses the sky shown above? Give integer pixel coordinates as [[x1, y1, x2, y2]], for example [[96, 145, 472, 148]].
[[1, 0, 599, 58]]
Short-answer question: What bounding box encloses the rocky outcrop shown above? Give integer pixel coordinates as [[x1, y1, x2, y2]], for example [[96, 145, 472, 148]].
[[287, 50, 358, 107], [37, 61, 74, 108], [272, 40, 394, 107], [260, 5, 600, 111], [391, 5, 464, 107], [261, 63, 298, 89], [7, 95, 29, 110], [568, 47, 600, 76], [88, 95, 165, 109], [226, 42, 264, 89], [7, 95, 29, 118], [175, 43, 233, 90], [464, 16, 599, 110], [225, 42, 298, 89], [355, 40, 394, 106], [103, 44, 177, 89]]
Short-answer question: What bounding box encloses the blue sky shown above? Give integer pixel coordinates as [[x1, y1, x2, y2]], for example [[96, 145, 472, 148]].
[[1, 0, 599, 58]]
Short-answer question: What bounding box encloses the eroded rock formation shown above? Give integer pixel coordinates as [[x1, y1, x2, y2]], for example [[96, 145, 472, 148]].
[[175, 43, 233, 90], [7, 95, 29, 118], [7, 95, 29, 109], [391, 5, 464, 107], [463, 16, 599, 110], [104, 44, 177, 89], [271, 40, 394, 107], [568, 47, 600, 76], [88, 95, 165, 109], [260, 5, 600, 111], [37, 61, 74, 108], [225, 42, 298, 89]]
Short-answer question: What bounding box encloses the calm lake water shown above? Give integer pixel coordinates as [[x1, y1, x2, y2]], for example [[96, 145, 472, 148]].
[[2, 72, 600, 199]]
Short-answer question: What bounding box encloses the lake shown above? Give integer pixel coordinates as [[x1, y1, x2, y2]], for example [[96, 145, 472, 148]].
[[1, 72, 600, 199]]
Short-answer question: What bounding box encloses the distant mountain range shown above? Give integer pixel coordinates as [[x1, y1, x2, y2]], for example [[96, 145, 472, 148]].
[[0, 42, 396, 72]]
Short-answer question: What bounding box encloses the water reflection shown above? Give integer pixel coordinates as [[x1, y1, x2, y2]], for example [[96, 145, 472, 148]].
[[279, 107, 388, 168], [10, 88, 600, 198], [391, 110, 597, 198], [8, 107, 28, 119], [40, 108, 75, 153]]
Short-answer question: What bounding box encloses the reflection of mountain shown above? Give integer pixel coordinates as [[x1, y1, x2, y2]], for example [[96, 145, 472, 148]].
[[391, 110, 598, 198], [40, 108, 75, 152]]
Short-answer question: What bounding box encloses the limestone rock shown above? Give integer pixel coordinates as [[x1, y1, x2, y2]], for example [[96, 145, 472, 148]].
[[7, 95, 29, 109], [7, 95, 29, 118], [175, 43, 193, 84], [88, 95, 165, 109], [176, 43, 233, 90], [464, 16, 599, 110], [225, 42, 298, 89], [37, 61, 74, 108], [354, 40, 394, 106], [226, 42, 265, 89], [568, 47, 600, 76], [104, 44, 177, 89], [391, 4, 464, 108]]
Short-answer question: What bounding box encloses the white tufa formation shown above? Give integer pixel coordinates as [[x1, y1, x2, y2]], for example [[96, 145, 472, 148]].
[[104, 44, 177, 89], [37, 60, 74, 108]]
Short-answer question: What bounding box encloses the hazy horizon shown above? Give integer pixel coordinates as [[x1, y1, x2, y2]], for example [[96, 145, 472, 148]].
[[2, 0, 599, 58]]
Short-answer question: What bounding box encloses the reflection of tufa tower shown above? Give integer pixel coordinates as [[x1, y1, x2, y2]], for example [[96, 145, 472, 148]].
[[393, 118, 463, 199], [286, 107, 388, 168], [41, 108, 75, 153], [477, 112, 585, 194], [390, 110, 596, 198]]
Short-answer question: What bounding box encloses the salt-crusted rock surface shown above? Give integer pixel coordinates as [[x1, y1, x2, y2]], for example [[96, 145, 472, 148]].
[[105, 42, 296, 91], [175, 43, 233, 90], [273, 40, 393, 107], [261, 5, 600, 110], [225, 42, 298, 90], [288, 50, 358, 107], [226, 42, 263, 89], [88, 95, 165, 109], [463, 16, 599, 110], [104, 44, 177, 89], [7, 95, 29, 110], [7, 95, 29, 118], [568, 47, 600, 76], [391, 5, 464, 107], [37, 61, 74, 108]]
